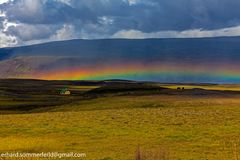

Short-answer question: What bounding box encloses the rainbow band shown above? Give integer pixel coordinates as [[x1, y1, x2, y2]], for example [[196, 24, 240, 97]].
[[35, 63, 240, 83]]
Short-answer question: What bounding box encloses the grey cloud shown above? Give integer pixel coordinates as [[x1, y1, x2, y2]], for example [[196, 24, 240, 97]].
[[62, 0, 240, 32], [2, 0, 82, 24], [7, 24, 60, 41], [1, 0, 240, 47], [0, 17, 4, 28], [2, 0, 240, 30]]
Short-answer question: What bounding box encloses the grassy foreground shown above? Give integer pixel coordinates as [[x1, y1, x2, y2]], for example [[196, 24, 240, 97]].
[[0, 79, 240, 160]]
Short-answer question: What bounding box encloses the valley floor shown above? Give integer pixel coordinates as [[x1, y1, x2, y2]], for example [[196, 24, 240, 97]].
[[0, 80, 240, 160], [1, 95, 240, 160]]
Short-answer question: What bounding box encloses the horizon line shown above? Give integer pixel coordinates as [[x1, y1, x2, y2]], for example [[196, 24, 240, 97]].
[[0, 78, 231, 85], [1, 35, 240, 50]]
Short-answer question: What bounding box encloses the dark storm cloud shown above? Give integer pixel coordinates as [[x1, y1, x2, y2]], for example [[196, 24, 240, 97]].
[[2, 0, 86, 24], [3, 0, 240, 31], [1, 0, 240, 47], [0, 16, 4, 28], [62, 0, 240, 31]]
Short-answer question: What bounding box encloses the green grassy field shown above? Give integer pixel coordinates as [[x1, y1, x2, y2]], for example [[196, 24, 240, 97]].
[[0, 79, 240, 160], [160, 83, 240, 91]]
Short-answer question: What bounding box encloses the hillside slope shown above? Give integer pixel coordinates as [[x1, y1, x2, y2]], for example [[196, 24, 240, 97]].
[[1, 37, 240, 82]]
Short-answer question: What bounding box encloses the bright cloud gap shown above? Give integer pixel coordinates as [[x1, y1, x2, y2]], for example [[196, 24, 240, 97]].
[[1, 26, 240, 48], [112, 26, 240, 39]]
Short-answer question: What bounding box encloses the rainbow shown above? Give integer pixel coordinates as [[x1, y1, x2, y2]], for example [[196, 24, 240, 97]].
[[35, 62, 240, 83]]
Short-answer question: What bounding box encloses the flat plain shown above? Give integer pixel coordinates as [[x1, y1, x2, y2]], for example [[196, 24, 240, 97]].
[[0, 79, 240, 160]]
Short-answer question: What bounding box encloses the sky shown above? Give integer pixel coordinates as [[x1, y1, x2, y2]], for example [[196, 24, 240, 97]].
[[1, 0, 240, 48]]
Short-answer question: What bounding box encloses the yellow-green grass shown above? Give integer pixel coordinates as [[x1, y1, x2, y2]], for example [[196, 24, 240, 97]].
[[1, 95, 240, 159], [161, 84, 240, 91]]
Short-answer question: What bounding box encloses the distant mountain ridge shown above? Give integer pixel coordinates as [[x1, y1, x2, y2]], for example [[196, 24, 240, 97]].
[[1, 37, 240, 60], [1, 37, 240, 83]]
